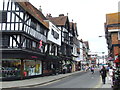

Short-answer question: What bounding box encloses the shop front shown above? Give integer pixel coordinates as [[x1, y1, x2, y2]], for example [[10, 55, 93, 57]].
[[42, 55, 62, 76], [2, 59, 21, 79], [1, 59, 42, 80], [1, 50, 44, 81]]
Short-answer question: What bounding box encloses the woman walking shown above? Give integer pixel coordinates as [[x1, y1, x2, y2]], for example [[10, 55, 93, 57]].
[[91, 66, 94, 74], [100, 66, 107, 84], [108, 66, 113, 86]]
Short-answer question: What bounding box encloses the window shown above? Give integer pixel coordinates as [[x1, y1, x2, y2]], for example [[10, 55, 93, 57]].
[[40, 27, 44, 35], [51, 29, 54, 35], [0, 11, 7, 23], [23, 39, 26, 48], [36, 23, 41, 32], [118, 32, 120, 40], [30, 19, 37, 30], [53, 31, 59, 39], [32, 41, 36, 48], [1, 35, 9, 48], [51, 29, 59, 39]]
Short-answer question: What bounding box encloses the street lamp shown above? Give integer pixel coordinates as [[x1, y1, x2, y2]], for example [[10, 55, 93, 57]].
[[98, 35, 105, 38]]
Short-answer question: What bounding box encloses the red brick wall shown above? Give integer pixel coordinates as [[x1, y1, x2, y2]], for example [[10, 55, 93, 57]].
[[111, 33, 120, 55]]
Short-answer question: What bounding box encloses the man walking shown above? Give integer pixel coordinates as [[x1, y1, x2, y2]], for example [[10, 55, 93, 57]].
[[100, 66, 107, 84]]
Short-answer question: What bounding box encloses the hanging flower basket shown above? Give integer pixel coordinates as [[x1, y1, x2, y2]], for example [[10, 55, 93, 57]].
[[114, 58, 120, 63]]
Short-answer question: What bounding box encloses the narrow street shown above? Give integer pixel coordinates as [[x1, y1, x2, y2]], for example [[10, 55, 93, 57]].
[[1, 0, 119, 89], [33, 70, 101, 88]]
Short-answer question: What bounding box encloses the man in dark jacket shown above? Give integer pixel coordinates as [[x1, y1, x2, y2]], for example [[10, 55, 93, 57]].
[[100, 66, 107, 84]]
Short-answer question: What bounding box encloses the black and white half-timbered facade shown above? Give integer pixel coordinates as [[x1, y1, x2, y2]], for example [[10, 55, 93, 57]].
[[0, 0, 49, 80], [47, 14, 73, 73], [44, 20, 62, 75]]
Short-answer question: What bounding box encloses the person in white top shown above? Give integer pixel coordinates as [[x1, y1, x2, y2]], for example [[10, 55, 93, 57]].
[[108, 66, 113, 82]]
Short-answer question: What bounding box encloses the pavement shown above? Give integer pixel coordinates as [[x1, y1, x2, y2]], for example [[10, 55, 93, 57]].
[[101, 75, 113, 88], [0, 70, 112, 89]]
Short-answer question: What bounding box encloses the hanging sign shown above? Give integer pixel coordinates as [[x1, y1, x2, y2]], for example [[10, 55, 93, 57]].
[[39, 40, 42, 49]]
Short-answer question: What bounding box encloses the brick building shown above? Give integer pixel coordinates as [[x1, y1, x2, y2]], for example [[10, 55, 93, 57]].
[[105, 12, 120, 62]]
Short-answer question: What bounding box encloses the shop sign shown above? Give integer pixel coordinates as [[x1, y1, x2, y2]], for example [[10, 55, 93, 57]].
[[31, 56, 38, 58], [39, 40, 42, 49]]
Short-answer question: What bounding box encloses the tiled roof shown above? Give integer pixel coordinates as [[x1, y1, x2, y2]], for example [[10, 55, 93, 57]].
[[47, 16, 68, 26], [70, 22, 78, 36], [73, 23, 78, 36], [17, 1, 49, 29]]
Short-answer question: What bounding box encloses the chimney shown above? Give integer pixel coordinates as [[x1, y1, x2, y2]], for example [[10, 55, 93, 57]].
[[46, 13, 52, 17], [67, 13, 68, 16], [39, 6, 42, 12], [72, 19, 73, 22], [59, 14, 64, 17]]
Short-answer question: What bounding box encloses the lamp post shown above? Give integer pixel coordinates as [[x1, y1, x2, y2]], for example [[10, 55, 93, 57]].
[[99, 35, 105, 37]]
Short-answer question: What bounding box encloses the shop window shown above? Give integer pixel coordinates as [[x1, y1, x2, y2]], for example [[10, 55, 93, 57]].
[[24, 60, 42, 76], [2, 60, 21, 78], [43, 62, 51, 70]]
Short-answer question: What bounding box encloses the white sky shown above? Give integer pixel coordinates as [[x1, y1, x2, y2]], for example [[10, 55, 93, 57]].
[[29, 0, 119, 55]]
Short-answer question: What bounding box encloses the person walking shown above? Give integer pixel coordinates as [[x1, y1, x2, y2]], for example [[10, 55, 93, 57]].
[[91, 66, 94, 74], [100, 66, 107, 84], [108, 66, 113, 83]]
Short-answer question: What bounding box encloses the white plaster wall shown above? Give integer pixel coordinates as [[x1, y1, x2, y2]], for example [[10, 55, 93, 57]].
[[46, 21, 61, 46]]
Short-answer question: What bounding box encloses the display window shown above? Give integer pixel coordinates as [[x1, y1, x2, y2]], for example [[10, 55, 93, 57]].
[[24, 60, 42, 76], [1, 59, 21, 78], [35, 60, 42, 75]]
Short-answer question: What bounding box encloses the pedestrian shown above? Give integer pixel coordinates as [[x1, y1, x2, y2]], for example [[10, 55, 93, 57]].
[[107, 66, 110, 72], [91, 66, 94, 74], [100, 66, 107, 84], [108, 66, 113, 82]]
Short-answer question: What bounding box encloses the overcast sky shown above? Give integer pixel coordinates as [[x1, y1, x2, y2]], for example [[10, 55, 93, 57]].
[[29, 0, 119, 55]]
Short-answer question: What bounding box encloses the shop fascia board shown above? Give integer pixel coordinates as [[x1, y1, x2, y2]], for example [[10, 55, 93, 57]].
[[108, 29, 120, 32]]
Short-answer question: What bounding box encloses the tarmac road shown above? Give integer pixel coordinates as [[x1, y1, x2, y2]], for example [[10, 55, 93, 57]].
[[34, 70, 101, 88]]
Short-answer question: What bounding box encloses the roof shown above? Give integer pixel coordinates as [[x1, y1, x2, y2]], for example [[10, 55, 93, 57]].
[[106, 12, 120, 25], [69, 22, 78, 36], [17, 1, 49, 29], [73, 23, 78, 36], [47, 16, 68, 26], [83, 41, 89, 49]]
